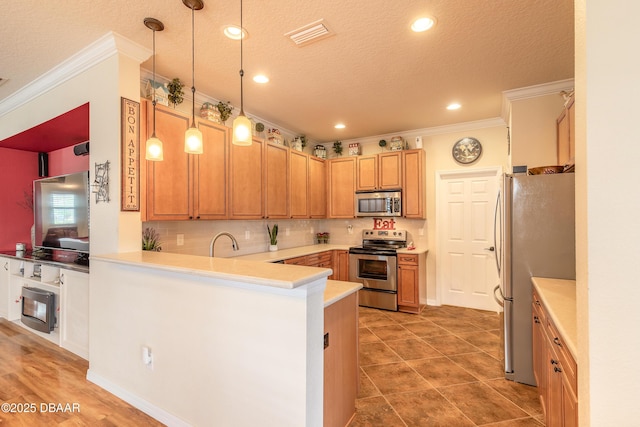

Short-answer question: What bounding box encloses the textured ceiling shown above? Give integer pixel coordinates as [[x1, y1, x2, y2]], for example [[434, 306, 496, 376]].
[[0, 0, 574, 143]]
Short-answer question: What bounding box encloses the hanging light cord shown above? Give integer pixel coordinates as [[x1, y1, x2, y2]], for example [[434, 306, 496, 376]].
[[239, 0, 244, 116], [152, 28, 158, 136], [190, 5, 196, 127]]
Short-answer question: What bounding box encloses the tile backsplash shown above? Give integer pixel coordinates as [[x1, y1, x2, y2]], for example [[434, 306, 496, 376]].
[[144, 217, 428, 258]]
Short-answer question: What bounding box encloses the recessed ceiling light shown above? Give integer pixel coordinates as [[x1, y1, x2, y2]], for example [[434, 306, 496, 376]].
[[334, 123, 346, 129], [447, 103, 461, 110], [411, 17, 436, 32], [223, 25, 248, 40], [253, 75, 269, 84]]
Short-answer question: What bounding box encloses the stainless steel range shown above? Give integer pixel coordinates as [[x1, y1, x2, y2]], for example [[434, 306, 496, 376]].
[[348, 229, 407, 311]]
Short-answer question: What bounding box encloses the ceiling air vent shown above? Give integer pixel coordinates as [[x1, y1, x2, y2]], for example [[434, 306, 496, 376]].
[[284, 19, 334, 47]]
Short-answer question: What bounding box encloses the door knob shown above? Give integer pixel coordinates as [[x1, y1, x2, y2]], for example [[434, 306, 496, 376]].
[[484, 246, 495, 251]]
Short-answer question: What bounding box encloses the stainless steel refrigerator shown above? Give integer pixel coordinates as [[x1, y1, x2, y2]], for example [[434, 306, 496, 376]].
[[499, 172, 576, 386]]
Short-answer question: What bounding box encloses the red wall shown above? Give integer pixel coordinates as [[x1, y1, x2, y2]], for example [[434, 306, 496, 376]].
[[0, 145, 90, 251], [0, 148, 40, 251]]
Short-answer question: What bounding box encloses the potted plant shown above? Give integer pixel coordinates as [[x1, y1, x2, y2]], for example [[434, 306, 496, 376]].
[[216, 101, 234, 124], [167, 78, 184, 108], [267, 224, 278, 251], [142, 227, 162, 251], [333, 140, 343, 156]]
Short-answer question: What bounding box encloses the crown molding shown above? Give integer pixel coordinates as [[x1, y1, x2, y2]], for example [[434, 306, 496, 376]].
[[336, 117, 506, 147], [0, 32, 151, 118], [501, 78, 575, 122]]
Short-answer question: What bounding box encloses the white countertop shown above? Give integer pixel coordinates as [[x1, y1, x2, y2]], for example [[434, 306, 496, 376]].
[[324, 280, 362, 307], [233, 244, 352, 262], [233, 244, 428, 263], [531, 277, 577, 360], [92, 251, 331, 290]]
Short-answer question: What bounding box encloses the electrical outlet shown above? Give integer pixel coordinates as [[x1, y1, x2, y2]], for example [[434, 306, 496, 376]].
[[347, 225, 353, 234], [418, 228, 424, 236], [285, 228, 290, 236], [245, 230, 251, 240], [310, 227, 314, 234], [142, 346, 153, 369], [177, 234, 184, 246]]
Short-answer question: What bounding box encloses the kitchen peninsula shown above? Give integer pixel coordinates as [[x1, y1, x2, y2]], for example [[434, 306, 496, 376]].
[[89, 251, 360, 427]]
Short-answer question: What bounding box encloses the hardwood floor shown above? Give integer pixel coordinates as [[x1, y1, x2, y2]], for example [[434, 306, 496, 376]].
[[0, 319, 162, 426]]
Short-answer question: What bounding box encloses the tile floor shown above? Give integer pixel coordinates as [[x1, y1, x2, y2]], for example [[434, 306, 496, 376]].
[[349, 304, 544, 427]]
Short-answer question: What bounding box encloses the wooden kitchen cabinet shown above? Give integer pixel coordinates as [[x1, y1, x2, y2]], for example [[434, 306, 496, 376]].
[[283, 256, 307, 266], [193, 120, 229, 220], [333, 250, 349, 281], [265, 142, 289, 219], [402, 149, 426, 219], [146, 103, 229, 220], [397, 253, 421, 313], [290, 150, 309, 218], [146, 104, 192, 220], [324, 291, 358, 427], [229, 136, 265, 219], [309, 157, 327, 218], [557, 95, 575, 166], [356, 153, 402, 191], [328, 157, 356, 218], [532, 289, 578, 427]]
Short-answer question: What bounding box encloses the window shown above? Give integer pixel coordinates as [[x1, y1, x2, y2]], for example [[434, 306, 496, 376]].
[[51, 193, 76, 225]]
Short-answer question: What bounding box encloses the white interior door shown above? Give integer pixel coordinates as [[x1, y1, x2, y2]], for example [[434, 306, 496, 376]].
[[436, 168, 501, 311]]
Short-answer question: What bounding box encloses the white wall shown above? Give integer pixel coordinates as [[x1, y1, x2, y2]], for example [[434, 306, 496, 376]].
[[510, 94, 567, 169], [576, 0, 640, 424]]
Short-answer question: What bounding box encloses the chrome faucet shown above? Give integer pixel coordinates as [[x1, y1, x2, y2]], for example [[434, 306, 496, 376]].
[[209, 232, 240, 257]]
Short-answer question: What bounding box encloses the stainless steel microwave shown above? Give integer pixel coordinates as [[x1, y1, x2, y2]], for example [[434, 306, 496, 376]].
[[355, 190, 402, 217]]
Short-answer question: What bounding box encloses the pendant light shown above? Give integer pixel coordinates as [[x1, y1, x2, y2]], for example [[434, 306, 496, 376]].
[[232, 0, 252, 146], [144, 17, 165, 161], [183, 0, 204, 154]]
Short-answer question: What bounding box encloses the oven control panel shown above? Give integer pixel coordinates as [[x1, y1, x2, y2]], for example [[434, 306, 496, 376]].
[[362, 229, 406, 240]]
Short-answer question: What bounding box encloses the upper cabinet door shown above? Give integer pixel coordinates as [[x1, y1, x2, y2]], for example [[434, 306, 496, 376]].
[[378, 152, 402, 189], [402, 149, 425, 219], [309, 157, 327, 218], [194, 120, 229, 220], [265, 142, 290, 219], [229, 137, 264, 219], [146, 105, 192, 220], [328, 157, 356, 218], [356, 155, 378, 191], [290, 150, 309, 218]]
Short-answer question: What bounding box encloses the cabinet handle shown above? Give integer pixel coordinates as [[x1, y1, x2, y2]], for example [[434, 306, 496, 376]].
[[534, 316, 540, 324], [553, 337, 562, 347], [550, 359, 558, 365], [535, 300, 541, 306], [60, 274, 65, 285], [3, 262, 7, 271], [189, 216, 193, 219], [554, 366, 563, 373], [196, 216, 201, 219]]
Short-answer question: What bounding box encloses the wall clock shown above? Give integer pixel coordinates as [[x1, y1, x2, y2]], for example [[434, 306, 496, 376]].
[[452, 137, 482, 164]]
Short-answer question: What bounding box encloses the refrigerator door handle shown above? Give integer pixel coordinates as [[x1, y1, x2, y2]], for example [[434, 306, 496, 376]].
[[493, 284, 505, 307], [493, 190, 502, 275]]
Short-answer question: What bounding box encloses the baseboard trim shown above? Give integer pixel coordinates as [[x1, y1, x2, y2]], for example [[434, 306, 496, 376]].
[[86, 369, 190, 427]]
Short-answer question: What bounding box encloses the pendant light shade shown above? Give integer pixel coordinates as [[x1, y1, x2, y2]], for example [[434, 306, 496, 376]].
[[183, 0, 204, 154], [144, 17, 165, 161], [232, 0, 252, 146], [232, 114, 252, 146]]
